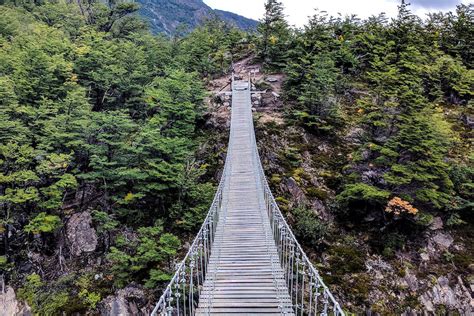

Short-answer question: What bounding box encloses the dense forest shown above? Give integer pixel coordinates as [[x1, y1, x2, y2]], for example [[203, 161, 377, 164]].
[[0, 0, 472, 314]]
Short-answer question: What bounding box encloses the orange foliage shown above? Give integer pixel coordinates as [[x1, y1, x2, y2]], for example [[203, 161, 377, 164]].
[[385, 197, 419, 216]]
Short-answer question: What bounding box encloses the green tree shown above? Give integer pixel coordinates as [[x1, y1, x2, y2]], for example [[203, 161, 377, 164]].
[[339, 3, 455, 220], [284, 12, 349, 133], [257, 0, 291, 68], [107, 222, 180, 288]]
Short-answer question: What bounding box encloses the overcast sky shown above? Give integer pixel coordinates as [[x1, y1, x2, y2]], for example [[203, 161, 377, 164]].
[[204, 0, 470, 27]]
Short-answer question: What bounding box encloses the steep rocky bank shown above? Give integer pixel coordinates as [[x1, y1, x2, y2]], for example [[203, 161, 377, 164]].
[[206, 58, 474, 314]]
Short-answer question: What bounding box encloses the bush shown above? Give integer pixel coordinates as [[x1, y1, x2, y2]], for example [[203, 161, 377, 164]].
[[292, 206, 327, 245], [24, 212, 61, 234], [328, 244, 366, 275]]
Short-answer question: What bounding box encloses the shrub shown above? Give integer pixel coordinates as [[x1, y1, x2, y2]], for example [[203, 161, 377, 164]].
[[292, 206, 327, 245], [24, 212, 61, 234]]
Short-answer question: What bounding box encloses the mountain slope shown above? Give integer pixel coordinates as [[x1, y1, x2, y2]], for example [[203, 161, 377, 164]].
[[137, 0, 258, 35]]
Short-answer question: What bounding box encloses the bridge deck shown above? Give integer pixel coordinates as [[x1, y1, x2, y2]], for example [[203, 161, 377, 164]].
[[195, 81, 294, 315]]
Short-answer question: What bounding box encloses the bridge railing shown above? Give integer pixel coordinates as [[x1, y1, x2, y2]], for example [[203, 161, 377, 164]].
[[151, 146, 232, 316], [247, 79, 345, 316]]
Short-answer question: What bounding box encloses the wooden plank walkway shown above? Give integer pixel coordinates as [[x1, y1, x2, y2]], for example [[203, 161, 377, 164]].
[[195, 81, 294, 315]]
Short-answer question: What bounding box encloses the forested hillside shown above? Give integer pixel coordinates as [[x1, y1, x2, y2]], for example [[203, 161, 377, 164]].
[[0, 1, 250, 314], [253, 1, 473, 313], [138, 0, 258, 35], [0, 0, 472, 314]]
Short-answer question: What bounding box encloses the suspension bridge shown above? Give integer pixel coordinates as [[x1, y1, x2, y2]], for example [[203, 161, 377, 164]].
[[151, 77, 345, 315]]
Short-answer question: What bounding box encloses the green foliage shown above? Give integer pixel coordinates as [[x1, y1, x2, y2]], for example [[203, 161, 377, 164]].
[[178, 19, 251, 77], [24, 212, 61, 234], [169, 162, 215, 231], [449, 161, 474, 208], [92, 210, 119, 233], [283, 12, 353, 133], [39, 291, 70, 316], [415, 212, 435, 227], [306, 187, 329, 200], [2, 1, 473, 315], [78, 289, 101, 309], [18, 273, 70, 315], [447, 213, 467, 226], [107, 222, 180, 288], [426, 4, 474, 68], [381, 233, 406, 258], [257, 0, 291, 68], [73, 273, 104, 309], [1, 4, 214, 311], [327, 243, 366, 275], [335, 3, 464, 219], [338, 183, 390, 205], [292, 206, 328, 245], [145, 269, 172, 289], [423, 54, 474, 103]]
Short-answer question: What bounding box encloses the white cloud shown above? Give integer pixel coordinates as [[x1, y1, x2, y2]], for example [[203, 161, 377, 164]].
[[204, 0, 468, 27]]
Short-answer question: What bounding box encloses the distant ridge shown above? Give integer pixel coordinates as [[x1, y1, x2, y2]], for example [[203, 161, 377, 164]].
[[137, 0, 258, 35]]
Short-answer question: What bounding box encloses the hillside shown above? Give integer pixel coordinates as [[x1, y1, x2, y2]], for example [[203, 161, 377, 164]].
[[0, 0, 473, 315], [137, 0, 258, 34]]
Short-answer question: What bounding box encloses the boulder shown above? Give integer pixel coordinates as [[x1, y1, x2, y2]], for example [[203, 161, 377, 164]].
[[431, 232, 454, 250], [429, 217, 443, 230], [420, 276, 473, 313], [99, 286, 149, 316], [317, 144, 329, 153], [311, 198, 326, 214], [284, 177, 307, 206], [66, 212, 98, 257], [463, 114, 474, 128], [0, 286, 32, 316], [261, 92, 278, 108], [420, 251, 430, 262], [345, 127, 365, 145], [403, 270, 419, 292]]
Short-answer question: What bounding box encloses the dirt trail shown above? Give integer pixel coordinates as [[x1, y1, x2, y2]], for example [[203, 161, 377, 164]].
[[206, 57, 286, 126]]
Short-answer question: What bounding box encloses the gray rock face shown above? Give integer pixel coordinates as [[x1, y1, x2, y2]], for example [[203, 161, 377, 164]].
[[403, 270, 420, 292], [66, 212, 98, 257], [420, 276, 474, 314], [345, 127, 365, 145], [364, 254, 473, 314], [99, 286, 148, 316], [311, 199, 326, 214], [284, 177, 307, 206], [431, 232, 454, 250], [261, 92, 278, 108], [429, 217, 443, 230], [463, 114, 474, 128], [0, 286, 32, 316]]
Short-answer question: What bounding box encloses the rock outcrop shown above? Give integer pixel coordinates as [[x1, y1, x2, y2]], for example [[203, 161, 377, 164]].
[[99, 286, 149, 315], [66, 212, 98, 257], [0, 286, 31, 316], [283, 177, 307, 206], [420, 276, 474, 313]]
